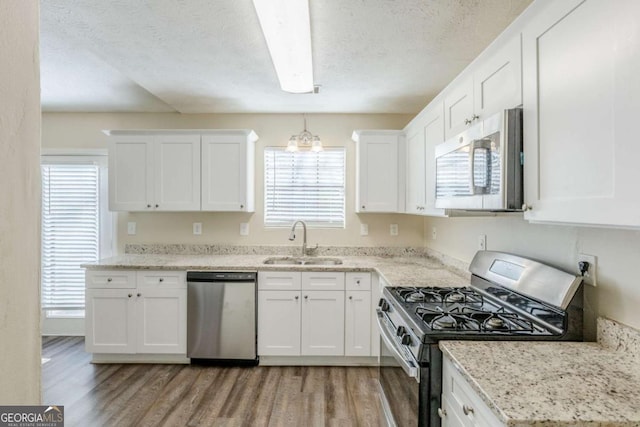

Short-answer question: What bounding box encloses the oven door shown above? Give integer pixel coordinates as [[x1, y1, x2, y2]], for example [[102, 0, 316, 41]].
[[377, 311, 420, 427]]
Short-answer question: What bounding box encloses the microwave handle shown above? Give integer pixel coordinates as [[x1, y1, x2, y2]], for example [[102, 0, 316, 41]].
[[470, 138, 492, 195]]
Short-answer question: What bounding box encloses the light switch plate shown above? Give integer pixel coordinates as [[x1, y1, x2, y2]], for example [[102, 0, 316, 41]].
[[478, 234, 487, 250], [432, 227, 437, 240], [193, 223, 202, 235], [127, 222, 136, 235], [240, 223, 249, 236], [390, 224, 398, 236], [360, 224, 369, 236]]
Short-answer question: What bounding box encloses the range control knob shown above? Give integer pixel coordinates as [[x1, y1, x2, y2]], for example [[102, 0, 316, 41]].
[[379, 300, 390, 312], [377, 298, 385, 307], [396, 326, 406, 337], [401, 334, 412, 346]]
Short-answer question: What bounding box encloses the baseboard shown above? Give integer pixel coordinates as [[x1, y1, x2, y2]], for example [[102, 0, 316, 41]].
[[91, 354, 190, 364], [258, 355, 378, 366]]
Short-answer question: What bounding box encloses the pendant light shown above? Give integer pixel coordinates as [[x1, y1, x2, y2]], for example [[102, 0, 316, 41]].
[[286, 115, 323, 152]]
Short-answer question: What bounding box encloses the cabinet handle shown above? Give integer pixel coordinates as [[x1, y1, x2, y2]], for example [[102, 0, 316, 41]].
[[159, 278, 164, 282], [521, 203, 532, 211], [462, 405, 474, 416], [137, 293, 141, 297], [107, 278, 112, 282], [437, 408, 447, 418], [128, 293, 132, 298]]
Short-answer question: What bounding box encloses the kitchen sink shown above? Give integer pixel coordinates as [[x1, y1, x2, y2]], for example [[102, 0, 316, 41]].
[[263, 257, 343, 266]]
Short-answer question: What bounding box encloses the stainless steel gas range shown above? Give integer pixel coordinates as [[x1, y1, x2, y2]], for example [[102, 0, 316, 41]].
[[376, 251, 584, 427]]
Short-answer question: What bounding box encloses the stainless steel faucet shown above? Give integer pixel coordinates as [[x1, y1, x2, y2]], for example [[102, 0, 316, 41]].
[[289, 220, 308, 257]]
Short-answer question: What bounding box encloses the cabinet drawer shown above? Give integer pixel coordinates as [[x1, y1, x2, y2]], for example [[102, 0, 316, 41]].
[[345, 272, 371, 291], [302, 272, 345, 291], [258, 271, 301, 291], [86, 270, 136, 289], [137, 271, 186, 289]]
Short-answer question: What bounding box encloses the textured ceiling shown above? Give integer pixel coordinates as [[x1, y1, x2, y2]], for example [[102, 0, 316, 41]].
[[40, 0, 532, 114]]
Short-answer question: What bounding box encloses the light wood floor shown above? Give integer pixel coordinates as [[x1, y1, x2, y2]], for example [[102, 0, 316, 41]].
[[42, 337, 386, 426]]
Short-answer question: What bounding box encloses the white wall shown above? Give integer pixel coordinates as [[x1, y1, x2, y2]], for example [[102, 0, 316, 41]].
[[42, 113, 424, 253], [425, 215, 640, 339], [0, 0, 42, 404]]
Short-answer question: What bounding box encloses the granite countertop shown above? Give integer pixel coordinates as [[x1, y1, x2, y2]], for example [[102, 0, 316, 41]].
[[440, 318, 640, 427], [83, 253, 470, 288]]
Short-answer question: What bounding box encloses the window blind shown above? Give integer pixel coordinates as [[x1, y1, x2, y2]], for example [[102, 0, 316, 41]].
[[264, 148, 345, 227], [41, 163, 100, 310]]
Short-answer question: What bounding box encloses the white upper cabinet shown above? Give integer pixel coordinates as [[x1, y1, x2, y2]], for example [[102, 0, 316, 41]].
[[201, 131, 256, 212], [405, 101, 448, 217], [353, 130, 406, 213], [109, 133, 200, 211], [443, 34, 522, 140], [522, 0, 640, 228], [107, 129, 257, 212]]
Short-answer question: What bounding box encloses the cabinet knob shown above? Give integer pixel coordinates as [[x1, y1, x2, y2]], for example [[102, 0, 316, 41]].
[[147, 204, 152, 208], [304, 295, 308, 300], [137, 293, 141, 297], [107, 278, 112, 282], [349, 296, 353, 300], [361, 205, 365, 209], [472, 114, 479, 121], [462, 405, 475, 416], [128, 293, 132, 298], [356, 280, 360, 284], [464, 118, 473, 125], [155, 204, 159, 208], [437, 408, 447, 418], [240, 204, 244, 209], [159, 278, 164, 282], [295, 295, 299, 300], [521, 203, 532, 211]]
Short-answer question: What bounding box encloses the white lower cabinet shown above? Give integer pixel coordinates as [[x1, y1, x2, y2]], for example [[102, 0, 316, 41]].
[[257, 271, 372, 358], [85, 270, 186, 355], [441, 357, 505, 427]]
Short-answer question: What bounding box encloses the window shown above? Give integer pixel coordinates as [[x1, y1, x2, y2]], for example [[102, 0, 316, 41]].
[[41, 155, 111, 318], [264, 148, 345, 227]]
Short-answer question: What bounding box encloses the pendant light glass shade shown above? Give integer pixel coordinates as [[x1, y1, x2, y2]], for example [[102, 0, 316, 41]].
[[286, 115, 323, 152]]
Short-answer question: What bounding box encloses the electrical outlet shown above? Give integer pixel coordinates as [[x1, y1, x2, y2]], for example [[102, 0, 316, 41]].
[[390, 224, 398, 236], [432, 227, 437, 240], [127, 222, 136, 235], [578, 253, 597, 287], [478, 234, 487, 251], [193, 222, 202, 235], [360, 224, 369, 236], [240, 222, 249, 236]]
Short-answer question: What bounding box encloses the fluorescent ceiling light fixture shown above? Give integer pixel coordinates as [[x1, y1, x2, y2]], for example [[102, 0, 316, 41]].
[[253, 0, 314, 93]]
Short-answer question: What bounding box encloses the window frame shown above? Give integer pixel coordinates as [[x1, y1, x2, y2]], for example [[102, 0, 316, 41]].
[[263, 147, 346, 229], [40, 151, 113, 319]]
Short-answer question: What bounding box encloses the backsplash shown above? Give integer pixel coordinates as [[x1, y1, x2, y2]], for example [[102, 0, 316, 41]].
[[125, 244, 429, 258], [598, 317, 640, 358]]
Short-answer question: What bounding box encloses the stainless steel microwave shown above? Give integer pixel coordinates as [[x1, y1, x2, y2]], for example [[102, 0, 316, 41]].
[[435, 108, 523, 211]]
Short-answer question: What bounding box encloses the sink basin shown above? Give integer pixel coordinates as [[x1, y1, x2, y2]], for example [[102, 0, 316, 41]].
[[263, 257, 343, 266]]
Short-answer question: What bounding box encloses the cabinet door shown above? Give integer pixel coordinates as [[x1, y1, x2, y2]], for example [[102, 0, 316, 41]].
[[136, 288, 187, 354], [154, 134, 201, 211], [473, 35, 522, 119], [301, 290, 345, 356], [85, 289, 136, 353], [108, 136, 154, 211], [201, 135, 254, 211], [258, 290, 301, 356], [345, 291, 371, 356], [422, 102, 448, 217], [522, 0, 640, 227], [356, 134, 403, 213], [405, 123, 426, 214], [444, 76, 475, 139]]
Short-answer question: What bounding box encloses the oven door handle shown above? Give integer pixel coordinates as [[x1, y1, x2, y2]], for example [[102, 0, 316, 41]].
[[376, 312, 420, 382]]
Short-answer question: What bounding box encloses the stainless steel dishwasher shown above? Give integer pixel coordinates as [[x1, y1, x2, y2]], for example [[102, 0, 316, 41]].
[[187, 271, 258, 365]]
